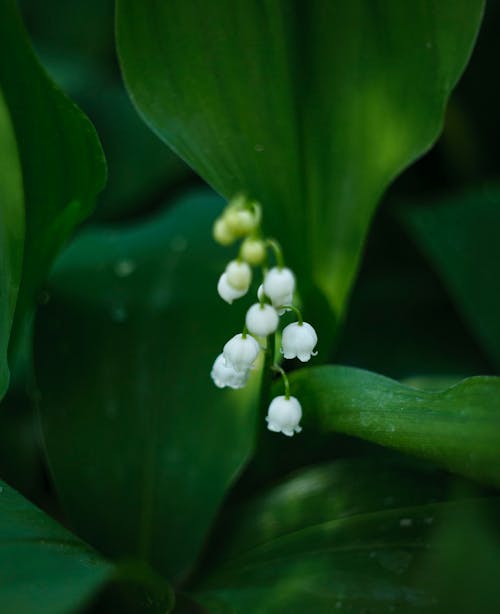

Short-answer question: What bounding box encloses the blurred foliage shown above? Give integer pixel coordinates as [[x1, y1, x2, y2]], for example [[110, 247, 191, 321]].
[[0, 479, 113, 614], [0, 0, 106, 398], [402, 187, 500, 370], [35, 191, 259, 581], [19, 0, 192, 222], [0, 1, 499, 612]]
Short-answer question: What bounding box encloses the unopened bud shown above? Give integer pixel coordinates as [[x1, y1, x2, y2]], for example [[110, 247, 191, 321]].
[[213, 217, 236, 246], [241, 237, 266, 265]]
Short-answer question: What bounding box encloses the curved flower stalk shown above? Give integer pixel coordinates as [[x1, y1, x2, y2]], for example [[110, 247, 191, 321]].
[[210, 194, 318, 436]]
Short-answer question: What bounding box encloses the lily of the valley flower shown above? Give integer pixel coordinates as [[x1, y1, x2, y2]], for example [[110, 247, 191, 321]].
[[225, 260, 252, 291], [223, 333, 260, 372], [281, 322, 318, 361], [257, 283, 292, 316], [245, 303, 279, 337], [211, 354, 250, 389], [263, 266, 295, 306], [217, 273, 248, 304], [266, 395, 302, 436]]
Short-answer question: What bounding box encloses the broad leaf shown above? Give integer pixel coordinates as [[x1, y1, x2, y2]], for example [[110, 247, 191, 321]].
[[35, 191, 258, 580], [287, 366, 500, 487], [401, 186, 500, 370], [0, 0, 106, 365], [0, 87, 23, 398], [0, 478, 112, 614], [117, 0, 484, 319], [190, 458, 499, 612]]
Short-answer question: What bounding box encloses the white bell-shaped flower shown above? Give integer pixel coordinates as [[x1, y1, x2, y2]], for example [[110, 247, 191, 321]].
[[245, 303, 279, 337], [211, 354, 249, 389], [263, 267, 295, 306], [257, 283, 292, 316], [281, 322, 318, 361], [217, 273, 247, 304], [266, 395, 302, 436], [223, 333, 260, 373], [225, 260, 252, 291]]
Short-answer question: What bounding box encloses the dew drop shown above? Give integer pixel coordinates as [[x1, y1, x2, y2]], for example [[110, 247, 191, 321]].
[[110, 304, 128, 323], [399, 518, 413, 528], [114, 259, 136, 277]]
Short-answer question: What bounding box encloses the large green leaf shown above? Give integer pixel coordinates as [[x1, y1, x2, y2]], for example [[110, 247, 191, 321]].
[[401, 186, 500, 370], [0, 478, 112, 614], [0, 0, 106, 364], [287, 366, 500, 487], [0, 87, 24, 398], [190, 458, 499, 612], [35, 191, 258, 581], [117, 0, 484, 318]]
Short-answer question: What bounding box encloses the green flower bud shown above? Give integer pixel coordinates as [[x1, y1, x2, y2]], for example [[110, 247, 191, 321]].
[[241, 237, 266, 265], [213, 217, 236, 246]]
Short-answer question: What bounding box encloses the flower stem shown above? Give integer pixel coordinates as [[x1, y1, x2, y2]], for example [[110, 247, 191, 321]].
[[258, 333, 275, 421], [278, 304, 303, 325], [265, 238, 284, 269], [271, 364, 291, 399]]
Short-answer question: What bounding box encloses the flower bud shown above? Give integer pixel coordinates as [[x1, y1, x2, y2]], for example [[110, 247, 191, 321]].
[[281, 322, 318, 362], [223, 333, 260, 373], [211, 354, 250, 389], [224, 197, 261, 237], [266, 395, 302, 436], [225, 260, 252, 291], [212, 217, 236, 246], [217, 273, 247, 304], [257, 283, 292, 316], [263, 267, 295, 306], [245, 303, 279, 337], [224, 209, 257, 237], [240, 237, 266, 265]]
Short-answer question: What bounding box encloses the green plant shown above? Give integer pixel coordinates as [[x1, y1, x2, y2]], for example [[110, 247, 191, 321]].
[[1, 1, 499, 612]]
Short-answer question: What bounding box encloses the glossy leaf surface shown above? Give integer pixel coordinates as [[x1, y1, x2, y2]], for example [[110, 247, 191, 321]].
[[0, 479, 112, 614], [288, 366, 500, 487], [190, 458, 498, 612], [0, 0, 106, 362], [35, 191, 258, 580], [117, 0, 484, 318], [401, 186, 500, 370]]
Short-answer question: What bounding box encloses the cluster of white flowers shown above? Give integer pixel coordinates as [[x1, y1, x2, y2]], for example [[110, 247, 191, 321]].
[[210, 194, 318, 437]]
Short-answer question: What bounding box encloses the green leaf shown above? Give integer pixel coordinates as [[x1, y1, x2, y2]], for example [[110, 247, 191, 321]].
[[0, 478, 112, 614], [409, 499, 500, 614], [116, 0, 484, 318], [0, 86, 24, 399], [190, 458, 498, 612], [401, 186, 500, 370], [287, 365, 500, 487], [0, 0, 106, 363], [35, 191, 258, 580]]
